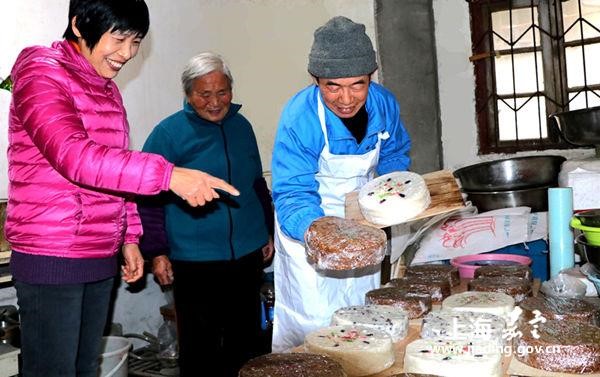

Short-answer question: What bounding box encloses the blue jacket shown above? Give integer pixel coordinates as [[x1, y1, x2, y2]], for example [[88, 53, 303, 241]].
[[272, 82, 411, 241], [139, 101, 271, 262]]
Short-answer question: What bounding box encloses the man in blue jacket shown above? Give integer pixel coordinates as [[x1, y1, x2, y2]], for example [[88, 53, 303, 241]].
[[271, 16, 412, 351]]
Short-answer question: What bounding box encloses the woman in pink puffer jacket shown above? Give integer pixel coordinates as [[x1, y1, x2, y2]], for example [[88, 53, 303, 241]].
[[7, 1, 238, 376]]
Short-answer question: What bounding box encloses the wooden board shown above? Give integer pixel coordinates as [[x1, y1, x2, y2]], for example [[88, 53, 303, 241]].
[[345, 170, 466, 228], [0, 251, 10, 284], [0, 251, 10, 265]]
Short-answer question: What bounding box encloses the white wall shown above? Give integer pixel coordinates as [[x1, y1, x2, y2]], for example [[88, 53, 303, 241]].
[[119, 0, 376, 174], [2, 1, 594, 186], [0, 0, 375, 337], [0, 0, 375, 187], [432, 0, 595, 170], [0, 1, 70, 200], [0, 0, 72, 307]]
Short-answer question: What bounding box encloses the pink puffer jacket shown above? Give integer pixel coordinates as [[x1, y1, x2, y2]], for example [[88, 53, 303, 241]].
[[6, 40, 174, 259]]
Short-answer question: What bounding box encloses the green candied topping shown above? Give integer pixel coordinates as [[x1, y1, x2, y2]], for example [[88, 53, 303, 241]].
[[372, 178, 407, 203]]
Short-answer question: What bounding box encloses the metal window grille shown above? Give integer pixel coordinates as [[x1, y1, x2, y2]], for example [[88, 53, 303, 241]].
[[468, 0, 600, 154]]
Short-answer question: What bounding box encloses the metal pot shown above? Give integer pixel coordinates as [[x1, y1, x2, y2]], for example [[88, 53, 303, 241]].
[[125, 332, 178, 369], [576, 234, 600, 270], [550, 106, 600, 146], [453, 155, 565, 192], [0, 306, 20, 348], [574, 209, 600, 228], [463, 186, 550, 212], [0, 324, 19, 348]]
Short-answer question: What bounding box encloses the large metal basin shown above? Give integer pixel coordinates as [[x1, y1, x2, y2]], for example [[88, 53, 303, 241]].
[[464, 186, 550, 212], [551, 106, 600, 146], [453, 155, 565, 192]]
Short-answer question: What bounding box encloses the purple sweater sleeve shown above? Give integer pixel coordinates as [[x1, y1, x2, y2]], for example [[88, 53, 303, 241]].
[[137, 195, 170, 260]]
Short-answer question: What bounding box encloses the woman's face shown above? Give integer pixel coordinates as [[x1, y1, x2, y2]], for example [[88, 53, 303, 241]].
[[187, 71, 232, 123], [75, 26, 142, 79]]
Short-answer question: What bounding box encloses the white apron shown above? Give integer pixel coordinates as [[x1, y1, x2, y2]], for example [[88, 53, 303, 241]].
[[272, 95, 387, 352]]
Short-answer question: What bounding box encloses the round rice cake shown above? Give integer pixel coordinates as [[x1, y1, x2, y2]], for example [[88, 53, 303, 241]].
[[239, 353, 347, 377], [514, 319, 600, 373], [358, 171, 431, 226], [403, 338, 502, 377], [468, 276, 532, 304], [441, 291, 515, 319], [304, 216, 386, 271], [406, 264, 460, 287], [304, 325, 394, 376], [519, 296, 600, 325], [420, 310, 506, 347], [388, 276, 451, 303], [331, 305, 409, 342], [474, 264, 532, 281], [365, 287, 431, 319]]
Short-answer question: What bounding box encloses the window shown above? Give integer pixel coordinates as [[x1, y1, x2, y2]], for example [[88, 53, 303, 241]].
[[469, 0, 600, 154]]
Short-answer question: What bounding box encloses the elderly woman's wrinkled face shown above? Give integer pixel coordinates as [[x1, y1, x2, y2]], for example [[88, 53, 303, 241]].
[[187, 70, 232, 123]]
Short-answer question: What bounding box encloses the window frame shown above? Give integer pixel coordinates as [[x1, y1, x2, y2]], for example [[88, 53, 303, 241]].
[[468, 0, 595, 154]]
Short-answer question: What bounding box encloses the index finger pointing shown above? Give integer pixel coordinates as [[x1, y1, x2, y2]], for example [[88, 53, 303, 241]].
[[212, 180, 240, 196]]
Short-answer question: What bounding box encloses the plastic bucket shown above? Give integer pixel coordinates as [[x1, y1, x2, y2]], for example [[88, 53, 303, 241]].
[[98, 336, 131, 377]]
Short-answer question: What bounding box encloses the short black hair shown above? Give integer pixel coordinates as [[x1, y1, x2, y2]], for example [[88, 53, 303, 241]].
[[63, 0, 150, 51]]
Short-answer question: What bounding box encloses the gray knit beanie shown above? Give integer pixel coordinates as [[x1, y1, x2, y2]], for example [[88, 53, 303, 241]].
[[308, 16, 377, 78]]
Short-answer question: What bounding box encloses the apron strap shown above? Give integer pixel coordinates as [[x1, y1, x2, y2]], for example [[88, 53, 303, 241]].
[[317, 95, 330, 149], [318, 93, 389, 148]]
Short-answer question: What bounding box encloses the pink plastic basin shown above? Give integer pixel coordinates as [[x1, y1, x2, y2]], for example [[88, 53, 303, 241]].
[[450, 254, 532, 279]]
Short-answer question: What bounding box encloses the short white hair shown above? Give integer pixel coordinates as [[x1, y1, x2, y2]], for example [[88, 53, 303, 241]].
[[181, 52, 233, 96]]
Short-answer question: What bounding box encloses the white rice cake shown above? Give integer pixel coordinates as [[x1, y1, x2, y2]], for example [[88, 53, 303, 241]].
[[404, 338, 502, 377], [421, 310, 506, 347], [304, 325, 394, 376], [331, 305, 409, 342], [358, 171, 431, 226], [441, 291, 514, 319]]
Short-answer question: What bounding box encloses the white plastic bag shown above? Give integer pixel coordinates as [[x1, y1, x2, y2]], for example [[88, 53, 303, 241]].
[[580, 263, 600, 296], [391, 206, 478, 264], [157, 319, 178, 361], [540, 273, 586, 298], [412, 207, 533, 264]]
